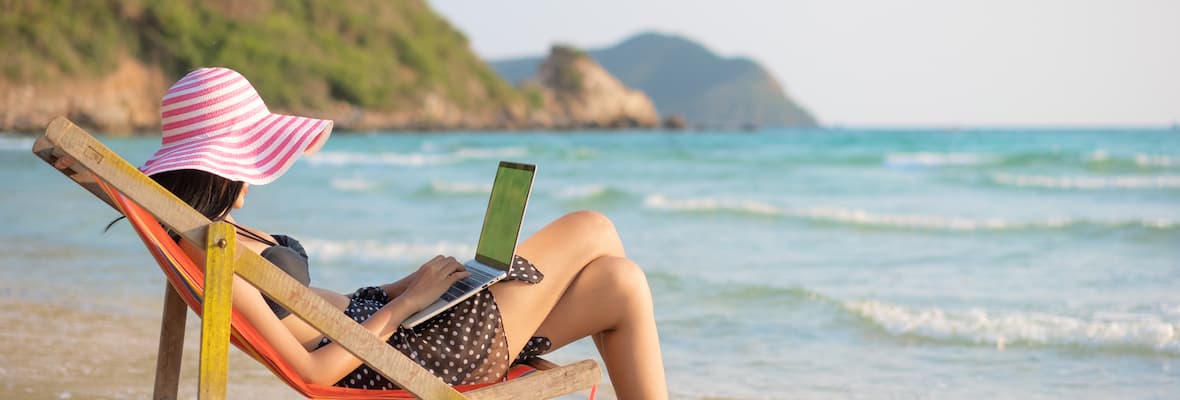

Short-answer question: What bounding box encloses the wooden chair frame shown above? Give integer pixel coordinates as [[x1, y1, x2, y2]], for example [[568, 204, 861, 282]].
[[32, 117, 600, 399]]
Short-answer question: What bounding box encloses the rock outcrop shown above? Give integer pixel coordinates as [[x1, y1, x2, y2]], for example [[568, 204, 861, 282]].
[[0, 58, 168, 135], [491, 32, 819, 128], [518, 46, 659, 129]]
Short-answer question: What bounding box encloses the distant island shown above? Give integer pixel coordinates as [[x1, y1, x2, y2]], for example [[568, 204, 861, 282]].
[[492, 32, 817, 129], [0, 1, 812, 134]]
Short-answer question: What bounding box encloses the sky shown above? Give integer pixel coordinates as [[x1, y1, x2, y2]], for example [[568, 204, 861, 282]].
[[430, 0, 1180, 127]]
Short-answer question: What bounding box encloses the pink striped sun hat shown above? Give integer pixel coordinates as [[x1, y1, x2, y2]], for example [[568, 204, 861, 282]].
[[140, 67, 333, 185]]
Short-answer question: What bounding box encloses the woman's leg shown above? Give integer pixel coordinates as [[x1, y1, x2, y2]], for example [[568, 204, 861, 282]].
[[489, 210, 625, 357], [490, 211, 666, 398], [532, 256, 668, 400]]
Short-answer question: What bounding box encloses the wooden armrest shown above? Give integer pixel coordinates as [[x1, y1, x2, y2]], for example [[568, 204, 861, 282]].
[[467, 359, 601, 400]]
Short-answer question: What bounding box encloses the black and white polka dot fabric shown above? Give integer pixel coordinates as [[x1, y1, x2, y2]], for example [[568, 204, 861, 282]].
[[319, 255, 550, 389], [506, 256, 543, 282]]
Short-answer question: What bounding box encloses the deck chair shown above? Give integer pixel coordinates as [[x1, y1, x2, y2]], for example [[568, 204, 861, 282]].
[[32, 117, 601, 400]]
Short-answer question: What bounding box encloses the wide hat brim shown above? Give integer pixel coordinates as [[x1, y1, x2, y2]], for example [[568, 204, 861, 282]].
[[140, 113, 332, 185]]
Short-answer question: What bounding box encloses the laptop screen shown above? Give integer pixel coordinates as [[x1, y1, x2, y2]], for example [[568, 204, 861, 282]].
[[474, 162, 535, 270]]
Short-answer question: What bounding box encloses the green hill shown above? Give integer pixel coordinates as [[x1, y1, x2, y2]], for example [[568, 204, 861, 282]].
[[492, 32, 818, 128], [1, 0, 521, 130]]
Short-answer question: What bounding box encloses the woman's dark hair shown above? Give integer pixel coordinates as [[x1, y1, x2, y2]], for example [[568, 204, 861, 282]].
[[105, 169, 244, 234]]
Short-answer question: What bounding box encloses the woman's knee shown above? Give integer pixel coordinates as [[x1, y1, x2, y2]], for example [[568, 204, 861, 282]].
[[561, 210, 617, 235], [595, 257, 654, 308], [557, 210, 623, 254]]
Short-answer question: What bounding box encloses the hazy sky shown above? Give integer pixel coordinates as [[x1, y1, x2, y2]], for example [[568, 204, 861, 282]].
[[430, 0, 1180, 127]]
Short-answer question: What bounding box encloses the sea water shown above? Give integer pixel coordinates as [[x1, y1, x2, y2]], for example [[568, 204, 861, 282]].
[[1, 128, 1178, 399]]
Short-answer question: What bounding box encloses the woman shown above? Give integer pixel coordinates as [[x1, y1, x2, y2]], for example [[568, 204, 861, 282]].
[[79, 67, 668, 399]]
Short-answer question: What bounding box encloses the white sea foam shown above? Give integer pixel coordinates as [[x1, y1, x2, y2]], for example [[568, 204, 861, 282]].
[[1085, 149, 1110, 162], [642, 194, 1176, 231], [884, 152, 989, 167], [453, 146, 527, 159], [643, 194, 1030, 230], [1135, 154, 1179, 167], [307, 146, 527, 167], [797, 207, 1176, 231], [330, 177, 378, 191], [301, 239, 473, 263], [794, 207, 1031, 231], [845, 300, 1180, 353], [0, 136, 34, 151], [555, 184, 610, 200], [1142, 218, 1178, 229], [307, 151, 447, 166], [992, 173, 1180, 189], [430, 180, 492, 195], [643, 194, 783, 216]]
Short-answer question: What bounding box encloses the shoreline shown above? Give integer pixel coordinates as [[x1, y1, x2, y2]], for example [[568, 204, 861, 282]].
[[5, 123, 1176, 138], [0, 125, 774, 137]]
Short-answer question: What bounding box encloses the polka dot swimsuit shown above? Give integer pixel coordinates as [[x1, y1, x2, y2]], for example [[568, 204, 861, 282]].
[[318, 255, 552, 389]]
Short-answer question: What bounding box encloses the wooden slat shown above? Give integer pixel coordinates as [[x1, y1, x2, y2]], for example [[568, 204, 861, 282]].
[[465, 360, 601, 400], [199, 222, 236, 400], [152, 283, 188, 400], [36, 117, 465, 399]]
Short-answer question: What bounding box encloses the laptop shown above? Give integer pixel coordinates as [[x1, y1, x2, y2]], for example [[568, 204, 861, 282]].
[[401, 161, 536, 328]]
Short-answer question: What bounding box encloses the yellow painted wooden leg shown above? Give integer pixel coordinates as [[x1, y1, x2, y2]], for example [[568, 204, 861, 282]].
[[200, 222, 235, 400], [153, 283, 187, 400]]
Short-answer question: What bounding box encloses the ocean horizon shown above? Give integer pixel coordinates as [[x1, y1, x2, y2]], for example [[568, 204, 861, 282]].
[[2, 127, 1178, 399]]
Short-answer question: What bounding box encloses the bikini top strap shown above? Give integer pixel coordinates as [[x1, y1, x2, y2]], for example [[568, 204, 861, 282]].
[[224, 220, 277, 246]]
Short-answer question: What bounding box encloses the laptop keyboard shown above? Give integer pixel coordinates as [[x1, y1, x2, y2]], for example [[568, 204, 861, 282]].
[[440, 266, 498, 301]]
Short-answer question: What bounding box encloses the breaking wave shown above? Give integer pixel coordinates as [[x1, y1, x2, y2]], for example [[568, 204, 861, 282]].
[[330, 177, 380, 191], [307, 146, 527, 167], [643, 194, 783, 216], [553, 184, 612, 200], [870, 150, 1180, 172], [423, 180, 492, 195], [300, 239, 473, 263], [885, 152, 991, 167], [642, 194, 1177, 232], [845, 300, 1180, 354], [992, 173, 1180, 189], [1134, 153, 1179, 167], [308, 151, 448, 166], [548, 184, 631, 205]]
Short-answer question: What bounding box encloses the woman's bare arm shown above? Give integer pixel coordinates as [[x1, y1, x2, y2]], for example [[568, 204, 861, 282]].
[[378, 271, 418, 298]]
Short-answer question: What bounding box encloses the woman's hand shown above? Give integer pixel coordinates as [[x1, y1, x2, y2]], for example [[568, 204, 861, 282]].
[[396, 255, 470, 312]]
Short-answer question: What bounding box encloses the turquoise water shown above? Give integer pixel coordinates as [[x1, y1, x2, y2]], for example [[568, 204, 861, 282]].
[[2, 128, 1179, 398]]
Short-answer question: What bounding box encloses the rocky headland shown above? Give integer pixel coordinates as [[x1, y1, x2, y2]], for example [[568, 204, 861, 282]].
[[492, 32, 818, 129], [1, 2, 810, 134], [517, 46, 659, 129], [0, 0, 659, 134]]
